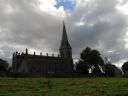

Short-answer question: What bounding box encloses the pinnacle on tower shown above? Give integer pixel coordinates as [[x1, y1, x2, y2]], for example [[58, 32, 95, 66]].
[[26, 48, 28, 54]]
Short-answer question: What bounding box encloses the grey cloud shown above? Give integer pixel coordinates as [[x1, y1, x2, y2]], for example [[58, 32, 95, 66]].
[[66, 0, 128, 64], [0, 0, 128, 66], [0, 0, 63, 64]]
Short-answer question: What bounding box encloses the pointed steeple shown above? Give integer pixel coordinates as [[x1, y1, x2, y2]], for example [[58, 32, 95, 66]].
[[60, 21, 71, 49], [59, 21, 72, 59], [62, 21, 68, 42]]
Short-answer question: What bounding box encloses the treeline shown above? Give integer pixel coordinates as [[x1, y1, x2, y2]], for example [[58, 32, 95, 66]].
[[1, 47, 128, 77], [76, 47, 128, 77], [0, 59, 10, 72]]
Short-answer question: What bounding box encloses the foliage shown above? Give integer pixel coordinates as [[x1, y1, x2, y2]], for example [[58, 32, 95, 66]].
[[92, 66, 102, 75], [76, 61, 89, 74], [122, 61, 128, 74], [104, 60, 122, 77], [0, 78, 128, 96], [0, 58, 9, 72], [76, 47, 104, 75]]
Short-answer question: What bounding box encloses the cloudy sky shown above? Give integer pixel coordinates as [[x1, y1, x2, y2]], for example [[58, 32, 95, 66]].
[[0, 0, 128, 67]]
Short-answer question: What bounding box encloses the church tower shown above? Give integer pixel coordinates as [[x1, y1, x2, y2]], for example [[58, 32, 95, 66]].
[[59, 22, 72, 59]]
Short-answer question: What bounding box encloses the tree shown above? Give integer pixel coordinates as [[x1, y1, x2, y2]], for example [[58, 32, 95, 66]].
[[122, 61, 128, 74], [104, 62, 122, 77], [0, 59, 9, 72], [76, 61, 89, 74], [76, 47, 104, 75], [92, 66, 102, 75]]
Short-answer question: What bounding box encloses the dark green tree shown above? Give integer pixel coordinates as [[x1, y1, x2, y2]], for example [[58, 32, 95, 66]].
[[0, 59, 9, 72], [92, 66, 102, 75], [76, 61, 89, 74], [122, 61, 128, 74], [104, 60, 122, 77], [76, 47, 104, 75]]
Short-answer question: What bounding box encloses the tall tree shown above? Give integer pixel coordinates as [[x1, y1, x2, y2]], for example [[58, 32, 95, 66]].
[[76, 47, 104, 75], [0, 59, 9, 72]]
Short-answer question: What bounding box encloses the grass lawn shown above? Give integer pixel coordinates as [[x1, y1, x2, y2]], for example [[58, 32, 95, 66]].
[[0, 77, 128, 96]]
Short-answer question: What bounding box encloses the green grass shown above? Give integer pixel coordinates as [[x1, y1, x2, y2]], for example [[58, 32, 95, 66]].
[[0, 77, 128, 96]]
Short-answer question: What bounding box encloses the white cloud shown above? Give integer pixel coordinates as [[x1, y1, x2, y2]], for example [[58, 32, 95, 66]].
[[116, 1, 128, 15], [36, 0, 66, 17], [66, 0, 128, 65]]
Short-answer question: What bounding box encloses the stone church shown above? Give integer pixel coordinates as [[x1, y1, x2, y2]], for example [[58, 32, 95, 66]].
[[12, 22, 74, 75]]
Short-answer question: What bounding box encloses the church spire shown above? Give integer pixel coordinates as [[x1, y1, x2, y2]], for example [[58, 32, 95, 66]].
[[59, 21, 72, 59], [60, 21, 71, 49], [62, 21, 68, 42]]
